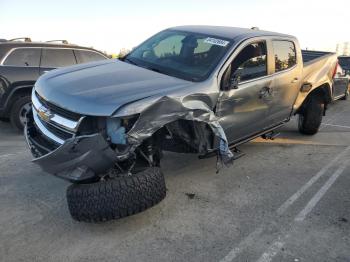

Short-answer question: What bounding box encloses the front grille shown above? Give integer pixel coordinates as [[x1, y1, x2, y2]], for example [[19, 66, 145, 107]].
[[40, 119, 74, 140], [26, 114, 60, 157], [33, 92, 82, 142], [35, 92, 81, 121]]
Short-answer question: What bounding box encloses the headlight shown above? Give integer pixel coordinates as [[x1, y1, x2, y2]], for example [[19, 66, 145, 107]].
[[106, 118, 126, 145], [106, 114, 139, 145]]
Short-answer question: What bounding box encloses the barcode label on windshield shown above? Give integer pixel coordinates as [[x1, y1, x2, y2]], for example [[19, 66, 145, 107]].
[[204, 37, 229, 47]]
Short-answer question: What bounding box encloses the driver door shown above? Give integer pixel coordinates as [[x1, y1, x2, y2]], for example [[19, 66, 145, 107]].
[[216, 39, 274, 144]]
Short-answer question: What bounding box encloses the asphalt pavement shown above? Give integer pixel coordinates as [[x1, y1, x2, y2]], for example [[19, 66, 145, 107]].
[[0, 99, 349, 262]]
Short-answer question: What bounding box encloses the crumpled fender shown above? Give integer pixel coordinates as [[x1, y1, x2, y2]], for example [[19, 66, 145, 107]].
[[120, 96, 234, 166]]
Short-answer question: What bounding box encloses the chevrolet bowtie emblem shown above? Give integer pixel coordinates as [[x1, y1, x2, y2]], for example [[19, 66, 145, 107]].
[[37, 106, 53, 122]]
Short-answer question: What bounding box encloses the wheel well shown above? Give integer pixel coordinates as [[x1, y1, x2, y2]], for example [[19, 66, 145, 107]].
[[298, 83, 331, 115], [151, 119, 215, 154], [4, 86, 32, 116], [309, 83, 332, 104]]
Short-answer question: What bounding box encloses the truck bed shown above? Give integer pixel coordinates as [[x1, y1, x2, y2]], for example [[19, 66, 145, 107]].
[[293, 50, 338, 111], [301, 50, 337, 81], [301, 50, 335, 64]]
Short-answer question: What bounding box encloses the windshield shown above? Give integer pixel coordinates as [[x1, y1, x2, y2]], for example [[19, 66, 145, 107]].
[[124, 30, 232, 81], [338, 57, 350, 70]]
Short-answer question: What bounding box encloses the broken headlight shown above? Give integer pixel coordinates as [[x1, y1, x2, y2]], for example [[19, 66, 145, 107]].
[[106, 114, 139, 145]]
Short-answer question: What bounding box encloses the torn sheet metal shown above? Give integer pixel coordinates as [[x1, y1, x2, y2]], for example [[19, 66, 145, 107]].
[[125, 96, 234, 167]]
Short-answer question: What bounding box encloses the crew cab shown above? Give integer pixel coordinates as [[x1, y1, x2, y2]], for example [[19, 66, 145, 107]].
[[0, 38, 108, 130], [25, 26, 339, 222]]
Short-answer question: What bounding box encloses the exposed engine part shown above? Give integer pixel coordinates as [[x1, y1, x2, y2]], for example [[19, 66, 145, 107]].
[[106, 118, 126, 145]]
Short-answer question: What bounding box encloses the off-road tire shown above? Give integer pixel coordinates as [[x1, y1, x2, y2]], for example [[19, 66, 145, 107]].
[[10, 95, 31, 131], [66, 167, 166, 222], [298, 96, 324, 135]]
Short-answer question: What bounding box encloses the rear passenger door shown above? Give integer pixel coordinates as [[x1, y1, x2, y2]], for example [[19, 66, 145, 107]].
[[266, 39, 302, 126], [39, 48, 77, 75]]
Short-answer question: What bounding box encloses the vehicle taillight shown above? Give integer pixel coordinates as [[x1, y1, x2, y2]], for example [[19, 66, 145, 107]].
[[332, 62, 339, 79]]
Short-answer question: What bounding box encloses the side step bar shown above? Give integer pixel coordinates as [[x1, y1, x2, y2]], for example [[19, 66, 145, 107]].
[[199, 121, 287, 160], [232, 147, 245, 160]]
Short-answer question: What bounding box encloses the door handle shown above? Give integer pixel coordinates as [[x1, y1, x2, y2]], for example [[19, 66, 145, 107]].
[[291, 77, 299, 83]]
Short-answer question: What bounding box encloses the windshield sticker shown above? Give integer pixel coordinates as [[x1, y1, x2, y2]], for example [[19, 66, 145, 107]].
[[204, 37, 229, 47]]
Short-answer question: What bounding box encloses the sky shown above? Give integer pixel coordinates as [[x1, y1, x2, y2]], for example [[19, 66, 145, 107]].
[[0, 0, 349, 54]]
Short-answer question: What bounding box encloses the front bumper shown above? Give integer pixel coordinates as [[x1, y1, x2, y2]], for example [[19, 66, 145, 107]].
[[25, 110, 118, 182]]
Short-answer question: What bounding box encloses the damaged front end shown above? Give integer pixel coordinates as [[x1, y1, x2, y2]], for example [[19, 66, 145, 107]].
[[25, 90, 234, 183], [25, 91, 137, 182]]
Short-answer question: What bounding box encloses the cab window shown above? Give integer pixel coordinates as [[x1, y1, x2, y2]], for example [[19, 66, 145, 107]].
[[272, 40, 297, 72], [41, 49, 76, 68], [3, 48, 41, 66], [221, 41, 267, 90]]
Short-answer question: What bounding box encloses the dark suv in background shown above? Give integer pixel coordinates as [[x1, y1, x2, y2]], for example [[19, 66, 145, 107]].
[[338, 56, 350, 75], [0, 38, 108, 130]]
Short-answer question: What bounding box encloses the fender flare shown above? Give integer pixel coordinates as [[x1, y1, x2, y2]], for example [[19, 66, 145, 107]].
[[294, 81, 332, 115]]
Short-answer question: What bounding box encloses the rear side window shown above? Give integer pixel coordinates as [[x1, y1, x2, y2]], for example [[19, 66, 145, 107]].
[[41, 49, 76, 68], [273, 40, 297, 72], [74, 50, 106, 64], [3, 48, 40, 66]]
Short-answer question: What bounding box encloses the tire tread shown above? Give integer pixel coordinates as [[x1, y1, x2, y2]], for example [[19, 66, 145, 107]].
[[66, 167, 166, 222]]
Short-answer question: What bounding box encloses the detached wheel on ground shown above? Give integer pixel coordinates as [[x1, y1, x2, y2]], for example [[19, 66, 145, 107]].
[[10, 95, 31, 131], [298, 96, 324, 135], [66, 167, 166, 222]]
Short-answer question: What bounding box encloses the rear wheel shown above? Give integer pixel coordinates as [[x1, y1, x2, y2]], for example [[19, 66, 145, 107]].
[[66, 167, 166, 222], [10, 95, 31, 131], [298, 96, 324, 135]]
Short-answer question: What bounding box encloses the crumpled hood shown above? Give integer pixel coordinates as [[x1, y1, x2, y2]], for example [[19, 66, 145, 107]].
[[35, 59, 191, 116]]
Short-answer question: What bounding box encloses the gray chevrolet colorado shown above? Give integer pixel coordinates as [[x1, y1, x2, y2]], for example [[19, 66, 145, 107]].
[[25, 26, 338, 222]]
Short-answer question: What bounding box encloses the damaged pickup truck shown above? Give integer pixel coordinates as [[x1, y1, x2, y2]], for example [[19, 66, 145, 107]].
[[25, 26, 339, 222]]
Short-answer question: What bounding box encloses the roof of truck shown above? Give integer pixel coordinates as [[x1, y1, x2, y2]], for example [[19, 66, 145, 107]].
[[169, 25, 294, 41]]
